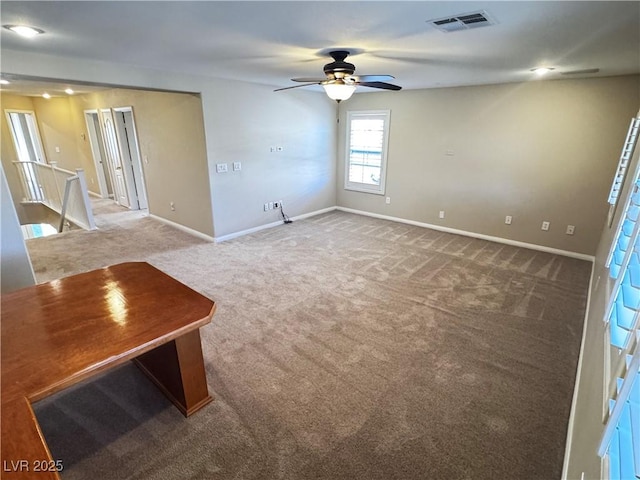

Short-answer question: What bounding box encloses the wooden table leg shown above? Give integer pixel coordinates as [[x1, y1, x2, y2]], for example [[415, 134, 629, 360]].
[[133, 330, 212, 416]]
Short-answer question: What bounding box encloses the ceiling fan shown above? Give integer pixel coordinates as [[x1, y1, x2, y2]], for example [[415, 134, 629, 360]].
[[274, 50, 402, 102]]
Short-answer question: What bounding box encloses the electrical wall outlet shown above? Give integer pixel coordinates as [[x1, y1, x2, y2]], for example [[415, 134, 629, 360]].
[[386, 197, 391, 205], [439, 210, 445, 219], [566, 225, 575, 235], [265, 200, 283, 211], [505, 215, 512, 225], [541, 221, 550, 231], [216, 163, 228, 173]]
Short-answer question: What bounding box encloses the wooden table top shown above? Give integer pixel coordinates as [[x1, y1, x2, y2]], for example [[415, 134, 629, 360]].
[[1, 262, 215, 404], [1, 262, 215, 478]]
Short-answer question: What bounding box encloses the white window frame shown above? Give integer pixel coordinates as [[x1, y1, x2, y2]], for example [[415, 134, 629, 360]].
[[599, 331, 640, 480], [601, 124, 640, 477], [607, 114, 640, 227], [4, 109, 47, 164], [344, 110, 390, 195]]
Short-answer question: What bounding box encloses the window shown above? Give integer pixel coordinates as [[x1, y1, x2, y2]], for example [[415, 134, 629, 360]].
[[599, 339, 640, 480], [4, 109, 47, 201], [601, 123, 640, 478], [607, 115, 640, 226], [4, 110, 46, 164], [345, 110, 390, 195], [607, 180, 640, 280]]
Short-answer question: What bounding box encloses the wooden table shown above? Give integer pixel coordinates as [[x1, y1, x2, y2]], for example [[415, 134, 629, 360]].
[[1, 262, 215, 479]]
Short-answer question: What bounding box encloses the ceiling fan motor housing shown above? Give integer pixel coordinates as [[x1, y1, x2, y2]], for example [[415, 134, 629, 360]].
[[324, 50, 356, 77]]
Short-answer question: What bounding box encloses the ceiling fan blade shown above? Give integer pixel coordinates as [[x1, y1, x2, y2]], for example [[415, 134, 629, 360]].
[[350, 75, 395, 82], [291, 77, 328, 83], [357, 81, 402, 91], [274, 82, 322, 92]]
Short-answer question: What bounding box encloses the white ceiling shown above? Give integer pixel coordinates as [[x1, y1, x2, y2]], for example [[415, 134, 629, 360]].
[[1, 1, 638, 96]]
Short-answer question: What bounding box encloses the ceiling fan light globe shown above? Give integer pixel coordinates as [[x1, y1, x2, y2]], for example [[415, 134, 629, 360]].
[[322, 83, 356, 102]]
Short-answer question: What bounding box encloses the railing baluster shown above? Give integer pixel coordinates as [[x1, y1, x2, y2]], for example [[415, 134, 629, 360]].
[[11, 161, 96, 231]]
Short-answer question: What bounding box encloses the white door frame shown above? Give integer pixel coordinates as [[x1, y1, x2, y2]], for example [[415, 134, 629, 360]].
[[113, 106, 148, 210], [84, 109, 112, 199], [100, 108, 131, 208]]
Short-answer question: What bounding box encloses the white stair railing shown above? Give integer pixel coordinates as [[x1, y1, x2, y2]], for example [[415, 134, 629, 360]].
[[13, 161, 96, 231]]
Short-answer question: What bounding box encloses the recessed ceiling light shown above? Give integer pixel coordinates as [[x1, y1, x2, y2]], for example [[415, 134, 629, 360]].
[[42, 93, 51, 99], [65, 88, 74, 95], [0, 79, 9, 85], [3, 24, 45, 38], [531, 67, 555, 76]]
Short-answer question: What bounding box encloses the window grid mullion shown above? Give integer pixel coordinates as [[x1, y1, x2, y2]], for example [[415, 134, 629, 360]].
[[607, 182, 640, 271], [605, 218, 640, 326], [599, 339, 640, 458], [608, 117, 640, 204]]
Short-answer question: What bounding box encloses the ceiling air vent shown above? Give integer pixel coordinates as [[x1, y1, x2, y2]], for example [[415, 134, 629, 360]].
[[428, 10, 496, 33]]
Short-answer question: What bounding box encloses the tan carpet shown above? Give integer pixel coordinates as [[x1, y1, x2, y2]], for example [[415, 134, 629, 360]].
[[25, 200, 591, 479]]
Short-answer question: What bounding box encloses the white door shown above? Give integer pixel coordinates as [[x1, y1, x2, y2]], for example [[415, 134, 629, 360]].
[[113, 108, 145, 210], [100, 109, 130, 208], [84, 110, 113, 199]]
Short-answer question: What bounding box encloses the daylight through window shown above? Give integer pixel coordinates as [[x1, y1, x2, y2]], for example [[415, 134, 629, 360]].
[[345, 110, 390, 195]]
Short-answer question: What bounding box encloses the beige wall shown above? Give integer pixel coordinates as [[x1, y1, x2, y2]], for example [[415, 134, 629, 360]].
[[1, 94, 37, 219], [0, 165, 35, 293], [1, 88, 215, 237], [2, 38, 640, 480], [565, 123, 640, 479], [31, 96, 97, 183], [1, 94, 100, 194], [201, 80, 337, 238], [1, 50, 338, 240], [338, 75, 640, 256], [75, 89, 214, 237]]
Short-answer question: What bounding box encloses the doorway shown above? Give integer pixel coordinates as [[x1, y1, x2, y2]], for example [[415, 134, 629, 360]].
[[84, 110, 113, 199], [94, 107, 147, 211], [100, 108, 131, 208], [113, 107, 148, 210]]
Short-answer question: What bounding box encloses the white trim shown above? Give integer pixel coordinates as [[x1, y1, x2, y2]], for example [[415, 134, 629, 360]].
[[84, 109, 110, 199], [214, 207, 336, 243], [210, 204, 595, 259], [112, 106, 148, 210], [561, 261, 596, 480], [598, 339, 640, 455], [344, 110, 390, 196], [336, 206, 595, 261], [148, 214, 215, 242], [4, 108, 48, 164]]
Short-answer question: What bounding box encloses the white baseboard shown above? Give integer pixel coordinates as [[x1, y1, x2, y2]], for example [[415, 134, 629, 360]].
[[161, 203, 595, 261], [148, 214, 215, 242], [214, 206, 337, 243], [561, 261, 596, 480], [336, 206, 595, 261]]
